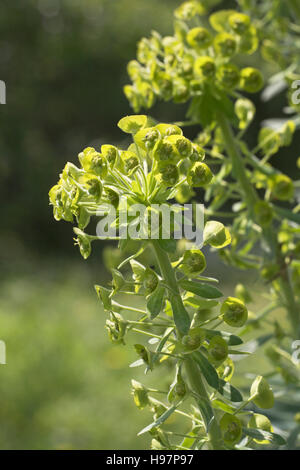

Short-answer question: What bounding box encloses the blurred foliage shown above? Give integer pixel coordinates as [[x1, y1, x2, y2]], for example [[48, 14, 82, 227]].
[[0, 260, 152, 449], [0, 0, 181, 255]]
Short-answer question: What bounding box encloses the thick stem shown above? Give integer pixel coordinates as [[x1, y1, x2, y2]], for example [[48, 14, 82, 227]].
[[151, 240, 224, 449], [216, 112, 299, 337]]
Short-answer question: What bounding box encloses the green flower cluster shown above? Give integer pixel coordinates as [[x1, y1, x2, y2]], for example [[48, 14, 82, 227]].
[[125, 6, 262, 114], [49, 115, 212, 259]]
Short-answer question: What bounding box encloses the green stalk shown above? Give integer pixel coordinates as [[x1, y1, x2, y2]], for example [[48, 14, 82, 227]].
[[151, 240, 224, 450], [216, 112, 299, 337]]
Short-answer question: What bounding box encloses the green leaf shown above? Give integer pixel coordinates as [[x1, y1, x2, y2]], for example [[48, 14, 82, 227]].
[[203, 329, 243, 346], [243, 427, 286, 446], [151, 327, 174, 366], [184, 295, 219, 310], [194, 397, 214, 433], [192, 351, 219, 389], [180, 280, 223, 299], [147, 286, 165, 319], [218, 379, 243, 402], [137, 403, 179, 436], [211, 398, 236, 414], [118, 115, 148, 135], [94, 285, 112, 311], [170, 294, 191, 335]]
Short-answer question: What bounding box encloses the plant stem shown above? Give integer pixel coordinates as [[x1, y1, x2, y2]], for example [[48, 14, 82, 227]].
[[216, 112, 300, 337], [151, 240, 224, 449], [216, 112, 258, 213]]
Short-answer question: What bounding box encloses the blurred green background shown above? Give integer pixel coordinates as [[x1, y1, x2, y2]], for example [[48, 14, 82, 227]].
[[1, 0, 299, 449]]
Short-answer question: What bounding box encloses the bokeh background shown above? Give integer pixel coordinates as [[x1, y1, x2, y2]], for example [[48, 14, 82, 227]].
[[1, 0, 299, 449]]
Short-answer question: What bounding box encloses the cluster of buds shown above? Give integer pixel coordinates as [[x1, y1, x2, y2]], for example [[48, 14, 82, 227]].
[[49, 115, 214, 259], [125, 5, 262, 116]]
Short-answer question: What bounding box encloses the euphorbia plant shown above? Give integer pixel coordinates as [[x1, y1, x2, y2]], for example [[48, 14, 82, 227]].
[[49, 0, 300, 450], [124, 0, 300, 404], [49, 114, 285, 450]]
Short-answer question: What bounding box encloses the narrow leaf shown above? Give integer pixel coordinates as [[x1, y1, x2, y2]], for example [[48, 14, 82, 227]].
[[170, 294, 191, 335], [192, 351, 219, 389], [180, 280, 223, 299], [138, 403, 179, 436], [243, 427, 286, 446], [218, 379, 243, 402], [194, 397, 214, 433], [147, 286, 165, 319]]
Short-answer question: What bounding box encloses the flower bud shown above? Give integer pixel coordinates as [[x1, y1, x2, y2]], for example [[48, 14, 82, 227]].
[[167, 135, 193, 159], [84, 176, 102, 202], [214, 33, 237, 57], [270, 174, 294, 201], [127, 60, 141, 81], [155, 123, 183, 138], [111, 269, 126, 292], [101, 144, 118, 167], [143, 128, 161, 150], [168, 370, 187, 403], [143, 268, 159, 295], [181, 249, 207, 277], [208, 336, 228, 365], [190, 143, 205, 162], [153, 139, 179, 163], [78, 147, 108, 178], [221, 297, 248, 328], [156, 162, 179, 186], [220, 414, 242, 446], [187, 162, 213, 187], [174, 1, 206, 21], [134, 344, 152, 367], [121, 150, 139, 174], [248, 413, 273, 444], [250, 376, 274, 409], [123, 85, 142, 113], [235, 98, 256, 130], [240, 67, 264, 93], [254, 200, 273, 227], [106, 312, 127, 345], [229, 13, 251, 35], [153, 71, 173, 100], [73, 227, 92, 259], [131, 380, 149, 409], [194, 56, 216, 80], [182, 328, 205, 352], [217, 64, 240, 90], [187, 27, 213, 50]]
